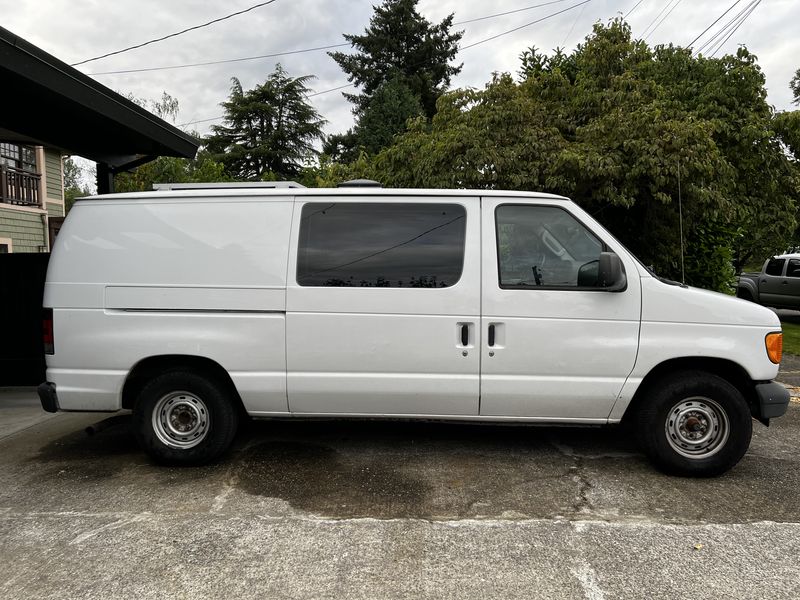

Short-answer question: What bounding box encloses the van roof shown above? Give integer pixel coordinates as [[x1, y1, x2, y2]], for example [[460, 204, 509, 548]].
[[78, 187, 571, 202]]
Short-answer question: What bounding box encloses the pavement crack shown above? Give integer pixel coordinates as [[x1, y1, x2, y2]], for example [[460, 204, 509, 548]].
[[570, 457, 594, 514], [68, 513, 149, 545]]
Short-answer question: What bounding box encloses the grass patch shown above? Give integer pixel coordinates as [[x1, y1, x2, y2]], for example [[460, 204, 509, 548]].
[[781, 321, 800, 355]]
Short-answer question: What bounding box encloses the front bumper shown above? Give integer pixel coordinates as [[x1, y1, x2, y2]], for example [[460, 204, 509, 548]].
[[754, 381, 790, 422], [37, 382, 59, 413]]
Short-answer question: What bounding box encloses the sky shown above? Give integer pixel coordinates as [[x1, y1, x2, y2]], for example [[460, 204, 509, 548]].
[[2, 0, 798, 143]]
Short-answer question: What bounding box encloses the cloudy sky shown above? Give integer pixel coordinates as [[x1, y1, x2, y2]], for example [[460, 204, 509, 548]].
[[2, 0, 798, 140]]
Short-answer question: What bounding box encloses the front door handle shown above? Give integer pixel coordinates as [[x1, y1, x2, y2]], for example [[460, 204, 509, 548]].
[[488, 324, 496, 347]]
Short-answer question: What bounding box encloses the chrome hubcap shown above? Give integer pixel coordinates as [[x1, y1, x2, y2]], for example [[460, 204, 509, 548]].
[[152, 391, 209, 449], [665, 396, 729, 459]]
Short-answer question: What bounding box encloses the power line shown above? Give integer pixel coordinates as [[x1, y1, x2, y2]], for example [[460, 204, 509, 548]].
[[694, 0, 758, 56], [561, 1, 588, 47], [71, 0, 280, 66], [90, 0, 586, 77], [687, 0, 743, 48], [181, 0, 598, 128], [640, 0, 679, 39], [461, 0, 594, 51], [180, 83, 355, 128], [453, 0, 575, 25], [88, 43, 350, 76], [644, 0, 684, 41], [624, 0, 647, 19], [708, 0, 762, 57]]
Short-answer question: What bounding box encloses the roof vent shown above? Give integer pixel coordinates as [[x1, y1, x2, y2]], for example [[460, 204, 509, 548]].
[[337, 179, 382, 188]]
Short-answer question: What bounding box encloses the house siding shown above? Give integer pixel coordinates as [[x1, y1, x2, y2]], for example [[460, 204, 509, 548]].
[[0, 205, 46, 253], [44, 149, 63, 202], [46, 202, 64, 218]]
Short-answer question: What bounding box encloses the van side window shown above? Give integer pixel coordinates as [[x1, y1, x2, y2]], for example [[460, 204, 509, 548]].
[[496, 205, 604, 289], [297, 202, 466, 287], [766, 258, 786, 276]]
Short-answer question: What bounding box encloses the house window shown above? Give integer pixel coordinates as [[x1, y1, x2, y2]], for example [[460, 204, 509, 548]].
[[0, 143, 37, 172], [0, 238, 12, 253]]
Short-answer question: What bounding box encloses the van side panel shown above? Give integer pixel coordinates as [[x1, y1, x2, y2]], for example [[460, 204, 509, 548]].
[[44, 198, 293, 412], [49, 310, 286, 412]]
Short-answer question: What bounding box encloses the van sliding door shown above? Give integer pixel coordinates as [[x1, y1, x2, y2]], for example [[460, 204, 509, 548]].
[[285, 197, 481, 416]]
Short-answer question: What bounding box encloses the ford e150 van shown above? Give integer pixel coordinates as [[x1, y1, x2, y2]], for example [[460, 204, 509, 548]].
[[38, 181, 790, 476]]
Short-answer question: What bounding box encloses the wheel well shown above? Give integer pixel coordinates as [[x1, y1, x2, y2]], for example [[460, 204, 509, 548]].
[[121, 355, 245, 413], [621, 357, 758, 423], [736, 287, 753, 300]]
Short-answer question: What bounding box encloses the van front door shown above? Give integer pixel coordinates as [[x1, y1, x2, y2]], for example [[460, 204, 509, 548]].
[[286, 197, 481, 416], [480, 198, 642, 421]]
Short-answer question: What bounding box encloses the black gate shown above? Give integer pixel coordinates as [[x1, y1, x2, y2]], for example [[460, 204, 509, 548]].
[[0, 253, 49, 385]]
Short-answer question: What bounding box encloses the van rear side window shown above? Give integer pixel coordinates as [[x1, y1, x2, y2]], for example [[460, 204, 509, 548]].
[[297, 202, 466, 288]]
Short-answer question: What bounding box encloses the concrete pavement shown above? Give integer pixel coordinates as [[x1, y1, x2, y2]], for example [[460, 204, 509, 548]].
[[1, 386, 799, 599]]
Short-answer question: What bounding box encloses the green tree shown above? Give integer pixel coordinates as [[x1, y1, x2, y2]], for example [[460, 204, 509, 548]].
[[205, 65, 326, 180], [337, 20, 799, 292], [329, 0, 462, 119], [354, 77, 423, 154], [114, 150, 229, 193], [323, 77, 424, 162], [63, 157, 93, 212]]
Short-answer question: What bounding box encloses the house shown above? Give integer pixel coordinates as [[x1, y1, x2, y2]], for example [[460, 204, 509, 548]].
[[0, 142, 65, 253]]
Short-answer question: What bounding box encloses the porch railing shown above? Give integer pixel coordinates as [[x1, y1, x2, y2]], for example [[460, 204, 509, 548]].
[[0, 165, 41, 207]]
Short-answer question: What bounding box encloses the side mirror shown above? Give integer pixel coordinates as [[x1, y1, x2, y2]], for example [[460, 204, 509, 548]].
[[598, 252, 627, 292]]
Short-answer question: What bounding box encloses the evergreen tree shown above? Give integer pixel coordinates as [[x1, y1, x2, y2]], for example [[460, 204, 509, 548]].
[[354, 77, 423, 155], [206, 65, 325, 180], [330, 0, 462, 119], [325, 0, 461, 160]]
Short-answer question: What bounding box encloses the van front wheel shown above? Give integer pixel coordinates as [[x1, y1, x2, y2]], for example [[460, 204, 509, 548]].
[[133, 371, 239, 465], [635, 371, 752, 477]]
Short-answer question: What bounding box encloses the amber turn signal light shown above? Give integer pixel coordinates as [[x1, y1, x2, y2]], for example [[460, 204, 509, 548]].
[[766, 332, 782, 364]]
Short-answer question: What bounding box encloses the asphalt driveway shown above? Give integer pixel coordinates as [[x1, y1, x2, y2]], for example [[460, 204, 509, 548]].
[[1, 388, 799, 599]]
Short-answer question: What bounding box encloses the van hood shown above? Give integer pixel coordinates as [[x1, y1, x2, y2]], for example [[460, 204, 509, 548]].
[[641, 276, 780, 328]]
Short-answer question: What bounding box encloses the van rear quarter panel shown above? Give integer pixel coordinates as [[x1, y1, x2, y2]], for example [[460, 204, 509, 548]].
[[44, 197, 293, 412]]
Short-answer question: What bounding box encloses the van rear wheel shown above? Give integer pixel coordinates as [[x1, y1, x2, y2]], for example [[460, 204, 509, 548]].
[[635, 371, 752, 477], [133, 370, 239, 465]]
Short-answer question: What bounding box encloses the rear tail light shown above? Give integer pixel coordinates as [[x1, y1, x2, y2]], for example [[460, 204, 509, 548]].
[[43, 308, 54, 355], [765, 332, 782, 364]]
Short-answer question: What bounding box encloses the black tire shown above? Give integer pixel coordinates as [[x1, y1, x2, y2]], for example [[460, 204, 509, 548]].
[[634, 371, 752, 477], [736, 289, 753, 302], [133, 370, 239, 465]]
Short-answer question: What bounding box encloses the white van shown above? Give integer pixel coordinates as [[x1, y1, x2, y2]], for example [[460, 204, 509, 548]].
[[38, 182, 789, 476]]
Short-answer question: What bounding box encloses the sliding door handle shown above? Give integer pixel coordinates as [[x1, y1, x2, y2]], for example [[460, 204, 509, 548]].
[[488, 324, 495, 347], [461, 324, 469, 346]]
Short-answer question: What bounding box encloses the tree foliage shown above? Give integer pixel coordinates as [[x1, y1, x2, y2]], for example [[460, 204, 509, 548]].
[[326, 21, 799, 291], [205, 65, 325, 180], [324, 76, 423, 161], [114, 150, 229, 193], [329, 0, 463, 119]]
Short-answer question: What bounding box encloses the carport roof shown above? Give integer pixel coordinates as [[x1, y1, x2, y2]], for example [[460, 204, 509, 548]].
[[0, 25, 199, 170]]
